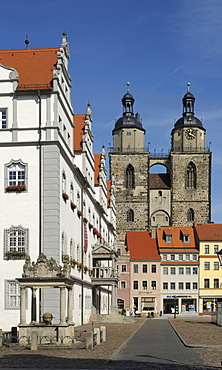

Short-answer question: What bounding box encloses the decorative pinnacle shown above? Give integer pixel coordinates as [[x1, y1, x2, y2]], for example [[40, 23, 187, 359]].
[[126, 82, 130, 92], [187, 82, 191, 92]]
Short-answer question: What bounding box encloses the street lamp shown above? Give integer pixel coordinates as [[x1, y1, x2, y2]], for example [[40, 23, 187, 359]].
[[216, 249, 222, 266]]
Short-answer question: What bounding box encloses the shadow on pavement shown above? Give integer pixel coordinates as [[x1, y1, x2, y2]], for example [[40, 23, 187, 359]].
[[0, 353, 219, 369]]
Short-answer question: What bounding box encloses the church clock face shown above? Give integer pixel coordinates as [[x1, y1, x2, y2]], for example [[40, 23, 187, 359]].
[[185, 128, 196, 140]]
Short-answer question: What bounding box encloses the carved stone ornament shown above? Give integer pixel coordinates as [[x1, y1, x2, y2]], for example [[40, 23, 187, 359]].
[[22, 253, 71, 278]]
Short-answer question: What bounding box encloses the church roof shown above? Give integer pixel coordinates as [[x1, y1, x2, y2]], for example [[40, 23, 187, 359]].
[[125, 231, 160, 260], [0, 48, 59, 89], [149, 174, 170, 189]]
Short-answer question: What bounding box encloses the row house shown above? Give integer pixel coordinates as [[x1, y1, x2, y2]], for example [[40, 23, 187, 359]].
[[195, 223, 222, 314], [0, 34, 117, 331]]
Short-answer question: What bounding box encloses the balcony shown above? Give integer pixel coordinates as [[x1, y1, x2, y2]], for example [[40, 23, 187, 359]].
[[92, 267, 118, 280]]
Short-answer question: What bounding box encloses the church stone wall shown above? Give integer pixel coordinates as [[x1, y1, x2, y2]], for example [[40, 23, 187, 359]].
[[170, 152, 211, 226]]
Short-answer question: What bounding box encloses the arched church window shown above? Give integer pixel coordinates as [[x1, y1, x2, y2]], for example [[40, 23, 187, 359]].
[[186, 162, 196, 189], [126, 164, 135, 188], [187, 208, 194, 222], [127, 209, 134, 222]]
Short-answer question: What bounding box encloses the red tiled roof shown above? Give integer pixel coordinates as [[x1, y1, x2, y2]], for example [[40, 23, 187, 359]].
[[194, 223, 222, 241], [157, 226, 197, 250], [94, 154, 101, 185], [149, 174, 170, 189], [74, 115, 85, 151], [0, 48, 59, 89], [125, 231, 160, 260], [107, 180, 111, 207]]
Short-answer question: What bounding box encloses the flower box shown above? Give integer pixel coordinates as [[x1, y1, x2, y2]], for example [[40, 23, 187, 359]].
[[5, 251, 26, 260], [70, 259, 77, 267], [70, 202, 77, 210], [62, 192, 69, 201], [83, 217, 88, 223], [88, 223, 93, 230], [5, 184, 26, 192], [77, 210, 83, 217]]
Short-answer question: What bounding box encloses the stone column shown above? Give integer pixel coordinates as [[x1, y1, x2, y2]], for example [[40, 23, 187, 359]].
[[60, 287, 66, 325], [20, 286, 27, 325], [110, 283, 118, 315], [31, 288, 37, 322], [67, 287, 73, 324]]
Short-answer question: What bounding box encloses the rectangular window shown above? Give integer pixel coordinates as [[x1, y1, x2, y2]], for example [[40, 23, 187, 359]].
[[193, 267, 198, 274], [186, 254, 190, 261], [163, 282, 168, 290], [204, 279, 210, 288], [192, 254, 197, 261], [142, 281, 147, 290], [179, 254, 183, 261], [193, 282, 198, 290], [133, 264, 138, 273], [126, 131, 131, 136], [120, 281, 126, 289], [151, 264, 156, 273], [133, 280, 138, 290], [5, 280, 20, 309], [171, 282, 175, 290], [179, 267, 184, 275], [142, 264, 147, 273], [214, 262, 219, 270], [170, 267, 176, 275], [183, 234, 190, 243], [186, 282, 191, 290], [162, 254, 167, 261], [121, 265, 126, 272], [214, 279, 219, 289], [0, 109, 7, 129], [166, 234, 172, 243], [214, 245, 219, 254], [171, 254, 175, 261], [163, 267, 168, 275], [204, 245, 209, 254], [5, 161, 27, 192], [151, 281, 156, 290], [204, 262, 210, 270], [186, 267, 191, 275], [4, 226, 29, 260], [179, 282, 184, 290]]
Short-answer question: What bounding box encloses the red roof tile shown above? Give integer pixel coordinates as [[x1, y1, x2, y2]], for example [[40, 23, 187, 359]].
[[125, 231, 160, 260], [74, 115, 85, 151], [195, 223, 222, 241], [94, 154, 101, 185], [0, 48, 59, 89], [157, 226, 197, 250], [149, 174, 170, 189]]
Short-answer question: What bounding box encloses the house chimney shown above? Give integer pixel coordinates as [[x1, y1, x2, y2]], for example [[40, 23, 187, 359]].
[[151, 228, 156, 239]]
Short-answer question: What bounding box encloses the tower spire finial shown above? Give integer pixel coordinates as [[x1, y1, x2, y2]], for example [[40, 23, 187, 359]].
[[25, 34, 29, 49], [187, 82, 191, 92], [126, 82, 130, 92]]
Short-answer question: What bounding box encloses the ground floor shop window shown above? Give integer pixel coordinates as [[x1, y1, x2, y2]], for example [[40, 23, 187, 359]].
[[117, 298, 124, 310], [181, 299, 196, 312], [202, 298, 222, 313]]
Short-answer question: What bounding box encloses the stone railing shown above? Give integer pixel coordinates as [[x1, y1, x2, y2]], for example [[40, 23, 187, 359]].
[[93, 267, 118, 279]]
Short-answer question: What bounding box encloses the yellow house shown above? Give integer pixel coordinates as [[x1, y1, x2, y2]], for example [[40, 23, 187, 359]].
[[195, 223, 222, 314]]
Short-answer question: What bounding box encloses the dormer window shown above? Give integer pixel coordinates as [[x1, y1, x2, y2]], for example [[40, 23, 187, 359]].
[[165, 234, 172, 243], [183, 234, 190, 243]]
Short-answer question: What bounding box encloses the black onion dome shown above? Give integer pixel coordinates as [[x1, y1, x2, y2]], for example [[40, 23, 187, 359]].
[[174, 116, 203, 129], [113, 115, 145, 132]]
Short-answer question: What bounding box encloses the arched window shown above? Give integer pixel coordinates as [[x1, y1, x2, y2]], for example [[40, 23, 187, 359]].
[[187, 208, 194, 222], [126, 164, 135, 188], [186, 162, 196, 189], [127, 209, 134, 222]]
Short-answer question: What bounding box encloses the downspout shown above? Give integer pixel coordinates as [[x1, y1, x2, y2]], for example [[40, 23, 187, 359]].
[[38, 90, 42, 322], [81, 186, 84, 325]]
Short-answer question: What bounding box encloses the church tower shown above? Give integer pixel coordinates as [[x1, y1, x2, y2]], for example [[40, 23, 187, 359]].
[[170, 83, 211, 226], [109, 84, 148, 244]]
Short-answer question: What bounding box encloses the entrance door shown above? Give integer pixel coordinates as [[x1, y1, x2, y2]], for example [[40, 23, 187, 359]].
[[163, 298, 178, 314]]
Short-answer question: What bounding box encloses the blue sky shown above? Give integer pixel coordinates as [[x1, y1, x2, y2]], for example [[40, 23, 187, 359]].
[[2, 0, 222, 222]]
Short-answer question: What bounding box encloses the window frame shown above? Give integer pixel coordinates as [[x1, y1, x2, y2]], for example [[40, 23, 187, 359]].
[[5, 280, 21, 309], [133, 280, 138, 290], [142, 264, 147, 273], [133, 264, 138, 273], [204, 262, 210, 270], [121, 264, 127, 273], [5, 159, 28, 192], [4, 225, 29, 260], [0, 108, 7, 129]]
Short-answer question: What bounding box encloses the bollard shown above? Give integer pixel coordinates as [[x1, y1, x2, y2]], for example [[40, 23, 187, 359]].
[[94, 328, 100, 345], [100, 326, 106, 342], [86, 331, 93, 350], [31, 331, 38, 351]]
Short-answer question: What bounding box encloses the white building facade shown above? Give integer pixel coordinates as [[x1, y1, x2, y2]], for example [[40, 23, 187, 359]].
[[0, 34, 117, 331]]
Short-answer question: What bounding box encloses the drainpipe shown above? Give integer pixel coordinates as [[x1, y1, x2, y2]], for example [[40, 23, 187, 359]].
[[38, 90, 42, 322], [81, 186, 84, 325]]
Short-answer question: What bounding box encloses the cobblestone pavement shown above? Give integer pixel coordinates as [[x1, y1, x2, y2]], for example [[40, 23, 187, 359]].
[[0, 316, 221, 369]]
